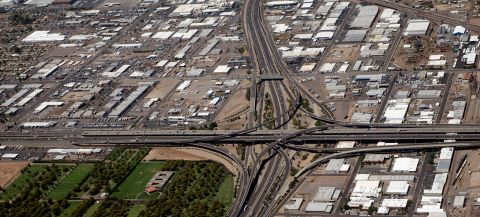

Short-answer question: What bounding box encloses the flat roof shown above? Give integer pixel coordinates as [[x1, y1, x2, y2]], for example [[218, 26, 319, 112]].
[[392, 157, 419, 172]]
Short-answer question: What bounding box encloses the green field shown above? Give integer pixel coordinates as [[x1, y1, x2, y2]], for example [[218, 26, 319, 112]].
[[49, 164, 94, 200], [0, 165, 46, 200], [83, 203, 100, 217], [59, 201, 83, 217], [128, 204, 146, 217], [215, 174, 234, 206], [111, 162, 165, 199]]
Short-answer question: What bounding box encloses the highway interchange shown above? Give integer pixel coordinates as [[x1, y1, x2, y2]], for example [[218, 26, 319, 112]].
[[3, 0, 480, 216]]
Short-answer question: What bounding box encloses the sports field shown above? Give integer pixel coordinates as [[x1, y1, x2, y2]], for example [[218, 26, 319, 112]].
[[111, 162, 165, 200]]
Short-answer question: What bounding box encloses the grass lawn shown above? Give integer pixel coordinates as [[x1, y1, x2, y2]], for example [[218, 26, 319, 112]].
[[128, 204, 146, 217], [111, 162, 165, 200], [83, 203, 100, 217], [0, 165, 46, 200], [49, 164, 94, 200], [215, 174, 234, 206], [59, 201, 83, 217]]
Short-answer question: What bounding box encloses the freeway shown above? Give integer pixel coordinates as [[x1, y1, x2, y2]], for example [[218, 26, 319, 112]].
[[4, 125, 480, 144], [6, 1, 480, 217]]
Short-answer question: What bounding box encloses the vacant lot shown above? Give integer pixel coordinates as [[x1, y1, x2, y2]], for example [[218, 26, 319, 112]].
[[143, 147, 207, 161], [144, 147, 239, 176], [325, 44, 360, 62], [0, 161, 29, 188], [49, 164, 94, 200], [111, 162, 166, 200]]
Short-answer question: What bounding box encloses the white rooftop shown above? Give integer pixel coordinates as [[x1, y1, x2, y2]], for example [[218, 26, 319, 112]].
[[23, 31, 65, 43], [381, 198, 408, 208], [392, 157, 419, 172], [386, 181, 409, 195]]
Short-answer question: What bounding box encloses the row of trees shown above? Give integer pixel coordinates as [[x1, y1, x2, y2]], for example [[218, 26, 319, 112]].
[[83, 148, 149, 195], [70, 199, 94, 217], [91, 199, 131, 217], [0, 165, 73, 217], [140, 161, 230, 217]]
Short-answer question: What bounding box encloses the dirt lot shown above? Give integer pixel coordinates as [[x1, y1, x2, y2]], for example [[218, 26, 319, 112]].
[[325, 44, 361, 63], [145, 79, 180, 100], [96, 0, 141, 10], [62, 91, 89, 102], [0, 162, 29, 188], [469, 18, 480, 28], [143, 147, 239, 176], [434, 2, 472, 12], [215, 81, 250, 130], [144, 147, 208, 161], [447, 149, 480, 217]]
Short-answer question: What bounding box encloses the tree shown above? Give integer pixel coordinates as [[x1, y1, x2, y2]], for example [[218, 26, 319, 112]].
[[290, 167, 299, 176], [208, 122, 217, 130], [288, 177, 298, 189], [368, 205, 377, 215]]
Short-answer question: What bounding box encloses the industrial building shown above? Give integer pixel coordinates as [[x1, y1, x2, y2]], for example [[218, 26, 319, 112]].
[[404, 19, 430, 36]]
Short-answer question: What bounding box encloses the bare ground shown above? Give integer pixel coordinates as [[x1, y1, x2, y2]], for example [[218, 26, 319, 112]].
[[0, 161, 29, 188], [143, 147, 239, 176]]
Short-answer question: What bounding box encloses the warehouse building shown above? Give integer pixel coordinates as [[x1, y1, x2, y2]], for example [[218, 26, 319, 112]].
[[20, 121, 57, 128], [383, 98, 411, 124], [344, 29, 368, 42], [391, 157, 419, 172], [436, 147, 453, 173], [109, 84, 150, 118], [350, 5, 378, 29], [325, 158, 345, 173], [404, 19, 430, 36], [22, 31, 65, 42], [284, 198, 303, 211], [385, 181, 410, 195]]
